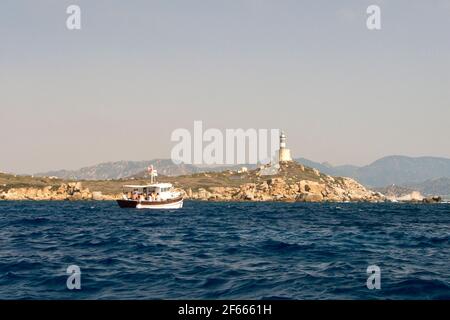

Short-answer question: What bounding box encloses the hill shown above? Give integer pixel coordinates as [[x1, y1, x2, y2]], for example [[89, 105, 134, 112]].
[[0, 172, 64, 191], [36, 159, 254, 181], [32, 155, 450, 194], [297, 155, 450, 188], [295, 158, 359, 177], [407, 177, 450, 197], [352, 156, 450, 187], [35, 159, 202, 180], [2, 162, 385, 202]]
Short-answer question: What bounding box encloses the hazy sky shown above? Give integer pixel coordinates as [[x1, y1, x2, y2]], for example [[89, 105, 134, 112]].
[[1, 0, 450, 174]]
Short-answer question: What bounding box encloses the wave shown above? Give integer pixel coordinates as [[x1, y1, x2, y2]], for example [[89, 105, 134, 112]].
[[0, 201, 449, 299]]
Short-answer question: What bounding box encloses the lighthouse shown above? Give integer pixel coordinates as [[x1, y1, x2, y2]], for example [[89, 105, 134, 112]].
[[278, 131, 292, 162]]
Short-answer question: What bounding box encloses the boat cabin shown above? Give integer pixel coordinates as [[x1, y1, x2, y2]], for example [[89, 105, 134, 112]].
[[122, 183, 176, 202]]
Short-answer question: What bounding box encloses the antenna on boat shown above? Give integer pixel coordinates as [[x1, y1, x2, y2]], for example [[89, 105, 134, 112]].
[[147, 165, 158, 184]]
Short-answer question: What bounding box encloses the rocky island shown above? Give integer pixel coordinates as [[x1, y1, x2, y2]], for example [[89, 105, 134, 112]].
[[2, 130, 444, 203], [0, 162, 385, 202], [182, 162, 385, 202], [1, 160, 444, 203]]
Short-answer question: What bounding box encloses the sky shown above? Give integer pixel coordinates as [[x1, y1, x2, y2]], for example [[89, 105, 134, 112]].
[[1, 0, 450, 174]]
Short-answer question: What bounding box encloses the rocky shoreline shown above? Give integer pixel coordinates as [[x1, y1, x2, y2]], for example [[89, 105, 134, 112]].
[[0, 182, 117, 201], [1, 162, 444, 203], [186, 176, 385, 202], [0, 178, 443, 203]]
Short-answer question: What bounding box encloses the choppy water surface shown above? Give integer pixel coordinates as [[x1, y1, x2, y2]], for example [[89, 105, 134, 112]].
[[0, 201, 449, 299]]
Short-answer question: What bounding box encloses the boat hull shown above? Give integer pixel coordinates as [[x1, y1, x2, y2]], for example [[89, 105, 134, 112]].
[[116, 197, 183, 209]]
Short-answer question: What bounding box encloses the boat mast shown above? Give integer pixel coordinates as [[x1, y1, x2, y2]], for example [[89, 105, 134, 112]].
[[148, 165, 158, 184]]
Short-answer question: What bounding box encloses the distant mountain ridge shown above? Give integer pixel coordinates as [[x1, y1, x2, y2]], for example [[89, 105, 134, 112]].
[[407, 177, 450, 197], [353, 156, 450, 187], [35, 160, 251, 180], [375, 178, 450, 199], [295, 158, 359, 178], [296, 155, 450, 188], [35, 155, 450, 196], [35, 159, 202, 180]]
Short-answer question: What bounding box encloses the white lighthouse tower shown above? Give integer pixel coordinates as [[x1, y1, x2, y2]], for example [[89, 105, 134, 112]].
[[278, 131, 292, 162]]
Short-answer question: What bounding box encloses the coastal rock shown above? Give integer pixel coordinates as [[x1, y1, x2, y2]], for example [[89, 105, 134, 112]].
[[91, 191, 104, 200], [392, 191, 424, 202], [1, 163, 392, 203], [299, 180, 325, 195], [184, 172, 387, 203], [0, 183, 116, 201], [422, 196, 442, 203], [296, 193, 324, 202]]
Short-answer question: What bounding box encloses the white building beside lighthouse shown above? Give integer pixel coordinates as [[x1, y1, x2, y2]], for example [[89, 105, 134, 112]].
[[278, 131, 292, 162]]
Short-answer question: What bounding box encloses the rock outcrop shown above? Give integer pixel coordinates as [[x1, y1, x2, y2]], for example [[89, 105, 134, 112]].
[[0, 183, 118, 201], [3, 162, 442, 203], [422, 196, 442, 204], [389, 191, 424, 202], [187, 176, 386, 202]]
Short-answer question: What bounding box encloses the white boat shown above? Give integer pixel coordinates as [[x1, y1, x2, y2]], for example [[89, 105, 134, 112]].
[[117, 183, 183, 209]]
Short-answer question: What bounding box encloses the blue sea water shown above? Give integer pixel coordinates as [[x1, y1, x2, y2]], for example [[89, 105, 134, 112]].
[[0, 201, 449, 300]]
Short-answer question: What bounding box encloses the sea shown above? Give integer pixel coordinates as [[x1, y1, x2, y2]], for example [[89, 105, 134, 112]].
[[0, 201, 449, 300]]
